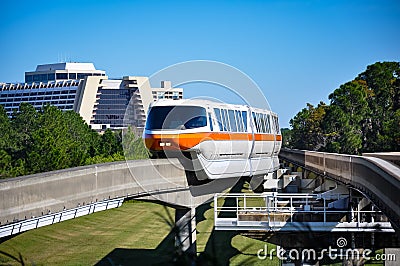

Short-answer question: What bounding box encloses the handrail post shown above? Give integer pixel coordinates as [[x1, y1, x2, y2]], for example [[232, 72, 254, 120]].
[[290, 196, 293, 222], [236, 196, 239, 218], [214, 194, 218, 222], [266, 195, 270, 224]]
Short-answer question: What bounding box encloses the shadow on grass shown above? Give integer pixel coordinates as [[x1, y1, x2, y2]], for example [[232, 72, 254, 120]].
[[95, 203, 238, 266], [95, 229, 176, 266], [96, 179, 256, 265]]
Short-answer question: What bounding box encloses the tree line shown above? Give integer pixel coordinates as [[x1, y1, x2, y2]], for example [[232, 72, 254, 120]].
[[283, 61, 400, 154], [0, 103, 148, 179]]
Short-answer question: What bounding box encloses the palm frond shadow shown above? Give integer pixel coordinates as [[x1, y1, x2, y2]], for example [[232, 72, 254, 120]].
[[0, 249, 26, 265], [152, 205, 195, 265]]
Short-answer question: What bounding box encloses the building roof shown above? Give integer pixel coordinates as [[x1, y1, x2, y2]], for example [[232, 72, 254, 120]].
[[35, 63, 97, 72]]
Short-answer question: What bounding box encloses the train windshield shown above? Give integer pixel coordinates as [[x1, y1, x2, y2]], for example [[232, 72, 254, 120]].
[[146, 106, 207, 130]]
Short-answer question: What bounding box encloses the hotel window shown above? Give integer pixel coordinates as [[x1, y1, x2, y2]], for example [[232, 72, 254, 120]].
[[77, 73, 88, 79], [25, 75, 33, 83], [40, 74, 48, 81], [48, 73, 55, 81], [157, 92, 165, 99], [56, 73, 68, 80], [69, 73, 77, 79]]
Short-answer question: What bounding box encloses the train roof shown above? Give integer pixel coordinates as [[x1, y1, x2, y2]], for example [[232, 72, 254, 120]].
[[150, 99, 278, 116]]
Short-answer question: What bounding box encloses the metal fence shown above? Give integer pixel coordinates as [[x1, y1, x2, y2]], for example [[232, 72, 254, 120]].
[[0, 197, 124, 238]]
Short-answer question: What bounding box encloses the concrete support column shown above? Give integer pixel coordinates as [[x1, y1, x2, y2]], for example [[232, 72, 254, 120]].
[[175, 207, 197, 263], [384, 248, 400, 265]]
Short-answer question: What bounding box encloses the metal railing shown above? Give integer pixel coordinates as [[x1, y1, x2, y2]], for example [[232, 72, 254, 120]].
[[279, 149, 400, 229], [0, 197, 124, 238], [214, 193, 394, 232]]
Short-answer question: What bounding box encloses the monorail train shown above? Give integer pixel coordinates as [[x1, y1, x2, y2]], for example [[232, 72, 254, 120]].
[[143, 99, 282, 180]]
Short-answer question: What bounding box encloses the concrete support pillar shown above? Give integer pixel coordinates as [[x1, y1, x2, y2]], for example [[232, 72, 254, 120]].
[[384, 248, 400, 266], [175, 207, 197, 263]]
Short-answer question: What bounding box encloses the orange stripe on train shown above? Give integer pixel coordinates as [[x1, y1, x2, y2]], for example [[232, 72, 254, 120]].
[[144, 132, 282, 151]]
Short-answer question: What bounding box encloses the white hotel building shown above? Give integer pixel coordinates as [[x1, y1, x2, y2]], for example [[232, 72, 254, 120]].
[[0, 63, 183, 130]]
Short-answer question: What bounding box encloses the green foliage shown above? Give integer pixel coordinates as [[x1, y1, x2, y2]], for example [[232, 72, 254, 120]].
[[99, 129, 123, 156], [287, 61, 400, 154], [323, 80, 369, 154], [0, 104, 147, 179], [281, 128, 293, 148], [289, 102, 328, 150], [122, 126, 150, 160]]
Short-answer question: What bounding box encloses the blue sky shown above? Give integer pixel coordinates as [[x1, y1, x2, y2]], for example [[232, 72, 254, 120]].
[[1, 0, 399, 127]]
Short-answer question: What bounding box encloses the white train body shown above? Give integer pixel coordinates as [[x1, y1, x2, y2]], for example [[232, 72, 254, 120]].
[[143, 99, 282, 180]]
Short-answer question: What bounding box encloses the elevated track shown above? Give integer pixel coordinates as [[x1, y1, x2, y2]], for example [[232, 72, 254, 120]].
[[279, 149, 400, 230], [0, 159, 230, 226]]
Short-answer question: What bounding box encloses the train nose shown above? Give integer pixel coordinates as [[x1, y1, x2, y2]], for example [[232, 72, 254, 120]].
[[144, 133, 206, 151], [144, 134, 182, 151], [159, 141, 172, 147]]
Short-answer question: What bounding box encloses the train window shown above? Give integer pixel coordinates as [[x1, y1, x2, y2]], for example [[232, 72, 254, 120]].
[[242, 111, 247, 131], [274, 116, 281, 134], [256, 113, 262, 133], [263, 114, 269, 133], [235, 110, 243, 132], [265, 114, 271, 133], [256, 112, 262, 133], [252, 112, 258, 132], [237, 110, 242, 132], [259, 113, 264, 133], [269, 115, 274, 134], [208, 113, 213, 131], [260, 114, 265, 133], [234, 110, 240, 132], [222, 109, 230, 131], [214, 108, 223, 131], [227, 110, 236, 132], [271, 116, 277, 134], [259, 114, 266, 133], [234, 110, 239, 132], [146, 106, 207, 130], [259, 113, 265, 133]]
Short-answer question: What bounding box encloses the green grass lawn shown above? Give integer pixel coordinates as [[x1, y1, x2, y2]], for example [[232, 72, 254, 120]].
[[0, 200, 278, 266], [0, 201, 176, 265], [0, 180, 386, 266]]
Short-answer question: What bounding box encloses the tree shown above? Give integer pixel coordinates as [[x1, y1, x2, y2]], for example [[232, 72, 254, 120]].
[[99, 129, 122, 157], [289, 102, 328, 150], [324, 80, 369, 154], [288, 61, 400, 154], [0, 106, 11, 178], [0, 103, 140, 178], [8, 103, 40, 175], [357, 62, 400, 152], [281, 128, 293, 148], [122, 127, 149, 160]]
